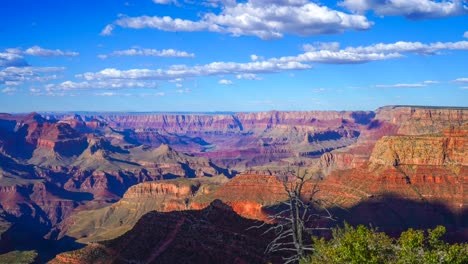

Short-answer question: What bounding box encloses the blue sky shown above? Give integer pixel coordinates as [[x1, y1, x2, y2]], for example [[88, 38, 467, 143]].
[[0, 0, 467, 112]]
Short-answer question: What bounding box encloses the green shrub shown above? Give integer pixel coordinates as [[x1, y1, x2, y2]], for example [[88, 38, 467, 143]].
[[302, 224, 467, 264]]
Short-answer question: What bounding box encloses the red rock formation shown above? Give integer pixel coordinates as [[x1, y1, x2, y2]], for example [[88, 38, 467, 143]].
[[50, 200, 278, 264], [375, 106, 466, 135], [318, 106, 467, 175], [192, 174, 287, 221]]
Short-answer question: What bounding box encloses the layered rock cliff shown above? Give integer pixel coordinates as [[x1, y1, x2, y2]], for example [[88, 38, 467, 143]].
[[318, 106, 467, 175], [59, 176, 228, 243]]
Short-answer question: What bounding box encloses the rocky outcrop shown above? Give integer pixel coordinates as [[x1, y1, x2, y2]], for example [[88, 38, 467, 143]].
[[318, 106, 467, 175], [192, 174, 287, 221], [375, 106, 466, 135], [0, 181, 85, 228], [320, 124, 468, 212], [51, 200, 277, 264], [369, 124, 467, 167], [369, 135, 467, 166], [59, 177, 228, 243]]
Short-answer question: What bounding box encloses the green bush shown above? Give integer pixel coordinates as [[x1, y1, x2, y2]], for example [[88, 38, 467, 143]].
[[302, 224, 467, 264], [0, 250, 38, 264]]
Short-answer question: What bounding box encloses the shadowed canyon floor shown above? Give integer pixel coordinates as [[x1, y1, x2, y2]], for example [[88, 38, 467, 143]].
[[0, 106, 466, 262]]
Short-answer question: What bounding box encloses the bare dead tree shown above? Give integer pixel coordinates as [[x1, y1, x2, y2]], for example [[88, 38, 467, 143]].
[[257, 168, 335, 264]]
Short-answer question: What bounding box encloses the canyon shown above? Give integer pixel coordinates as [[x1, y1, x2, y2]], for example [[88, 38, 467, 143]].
[[0, 105, 466, 263]]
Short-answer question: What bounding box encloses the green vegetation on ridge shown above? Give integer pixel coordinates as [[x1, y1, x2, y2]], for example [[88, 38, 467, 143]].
[[302, 224, 467, 264]]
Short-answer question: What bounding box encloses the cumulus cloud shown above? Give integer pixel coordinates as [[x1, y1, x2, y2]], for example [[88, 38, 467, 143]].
[[42, 80, 158, 92], [1, 46, 78, 68], [22, 46, 79, 57], [6, 46, 79, 57], [77, 61, 311, 81], [250, 54, 264, 61], [102, 0, 372, 39], [271, 49, 402, 64], [98, 48, 194, 59], [273, 40, 468, 64], [464, 31, 468, 38], [303, 42, 341, 52], [73, 38, 468, 87], [0, 52, 29, 67], [219, 79, 233, 85], [0, 66, 64, 86], [341, 41, 468, 55], [340, 0, 468, 20]]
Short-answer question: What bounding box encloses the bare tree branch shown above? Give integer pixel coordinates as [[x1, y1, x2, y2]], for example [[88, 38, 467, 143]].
[[251, 167, 335, 263]]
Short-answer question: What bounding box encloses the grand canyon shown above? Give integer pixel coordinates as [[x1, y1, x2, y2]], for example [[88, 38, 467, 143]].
[[0, 105, 466, 263], [3, 1, 468, 262]]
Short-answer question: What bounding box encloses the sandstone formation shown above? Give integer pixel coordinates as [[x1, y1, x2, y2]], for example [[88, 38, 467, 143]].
[[50, 200, 278, 264], [59, 177, 228, 243]]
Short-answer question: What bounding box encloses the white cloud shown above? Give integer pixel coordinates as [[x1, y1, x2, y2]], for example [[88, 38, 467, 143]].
[[102, 1, 372, 39], [175, 83, 183, 88], [340, 0, 468, 20], [73, 38, 468, 87], [250, 54, 264, 61], [5, 81, 22, 86], [1, 87, 16, 94], [153, 0, 176, 4], [94, 92, 121, 97], [0, 66, 64, 86], [0, 46, 80, 59], [375, 83, 426, 88], [2, 66, 65, 74], [42, 80, 158, 91], [78, 60, 311, 81], [22, 46, 79, 57], [0, 52, 29, 67], [272, 49, 402, 64], [454, 77, 468, 83], [303, 42, 341, 52], [464, 31, 468, 38], [273, 40, 468, 64], [98, 48, 194, 59], [236, 73, 262, 80], [219, 79, 233, 85], [100, 24, 115, 36], [6, 46, 77, 57], [169, 78, 184, 82], [374, 80, 439, 88], [341, 41, 468, 55]]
